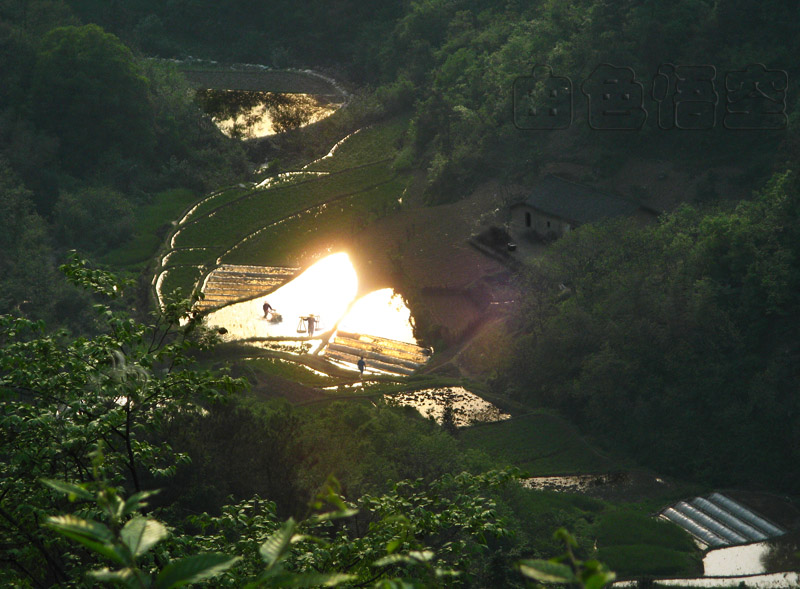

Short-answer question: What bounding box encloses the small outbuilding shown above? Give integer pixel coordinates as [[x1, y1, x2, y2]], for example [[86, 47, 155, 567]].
[[510, 175, 656, 241]]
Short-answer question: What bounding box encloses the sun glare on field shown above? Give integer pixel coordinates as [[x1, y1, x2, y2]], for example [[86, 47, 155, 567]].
[[337, 288, 416, 344], [205, 252, 358, 340]]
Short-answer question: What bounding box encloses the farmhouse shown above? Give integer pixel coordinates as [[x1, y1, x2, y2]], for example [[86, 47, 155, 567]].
[[510, 175, 656, 241]]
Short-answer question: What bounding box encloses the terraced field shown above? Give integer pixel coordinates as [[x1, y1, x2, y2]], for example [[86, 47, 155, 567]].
[[154, 118, 410, 305], [195, 264, 299, 312]]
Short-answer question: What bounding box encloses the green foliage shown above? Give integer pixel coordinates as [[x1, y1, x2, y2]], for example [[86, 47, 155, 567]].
[[44, 467, 239, 588], [0, 157, 62, 319], [0, 17, 250, 324], [54, 186, 136, 252], [0, 256, 244, 586], [59, 250, 133, 297], [519, 528, 615, 589], [512, 171, 800, 492], [159, 398, 304, 517], [296, 402, 464, 499], [31, 24, 156, 176], [44, 467, 549, 588], [459, 413, 618, 475]]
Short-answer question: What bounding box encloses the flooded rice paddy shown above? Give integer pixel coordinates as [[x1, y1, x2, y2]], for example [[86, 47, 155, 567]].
[[522, 473, 623, 493], [337, 288, 416, 344], [613, 572, 800, 588], [196, 89, 341, 138], [385, 387, 510, 427], [205, 252, 358, 339], [703, 542, 771, 576], [203, 253, 429, 373]]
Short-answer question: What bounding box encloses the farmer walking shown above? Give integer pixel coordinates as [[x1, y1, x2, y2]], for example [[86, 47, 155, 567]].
[[357, 356, 366, 378]]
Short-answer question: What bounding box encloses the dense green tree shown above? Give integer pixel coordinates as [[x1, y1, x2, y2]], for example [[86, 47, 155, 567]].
[[296, 401, 464, 500], [512, 172, 800, 491], [0, 158, 61, 318], [42, 466, 617, 588], [0, 258, 242, 586], [53, 186, 135, 252], [160, 398, 304, 518], [30, 24, 156, 177]]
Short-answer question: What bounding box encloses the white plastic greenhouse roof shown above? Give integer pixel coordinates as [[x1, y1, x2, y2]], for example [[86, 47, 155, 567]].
[[660, 492, 786, 548]]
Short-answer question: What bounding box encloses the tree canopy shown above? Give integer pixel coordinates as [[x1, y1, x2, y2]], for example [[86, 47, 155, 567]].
[[511, 171, 800, 492], [30, 24, 155, 176]]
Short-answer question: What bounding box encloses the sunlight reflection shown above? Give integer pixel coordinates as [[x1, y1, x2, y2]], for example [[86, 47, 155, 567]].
[[385, 387, 510, 427], [205, 252, 358, 340], [337, 288, 415, 344], [704, 542, 771, 576], [200, 90, 340, 139]]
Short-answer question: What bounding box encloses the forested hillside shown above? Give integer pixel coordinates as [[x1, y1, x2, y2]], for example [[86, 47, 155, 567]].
[[511, 173, 800, 493], [1, 0, 799, 586], [0, 1, 249, 328]]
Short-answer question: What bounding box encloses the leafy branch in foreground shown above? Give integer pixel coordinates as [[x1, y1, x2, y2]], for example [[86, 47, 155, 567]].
[[44, 459, 614, 588], [0, 255, 244, 587], [518, 528, 616, 589], [43, 453, 239, 588]]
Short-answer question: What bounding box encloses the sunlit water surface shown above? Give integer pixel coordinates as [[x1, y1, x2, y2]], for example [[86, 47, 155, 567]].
[[204, 253, 420, 351], [197, 89, 340, 138], [337, 288, 416, 344], [205, 252, 357, 340], [386, 387, 510, 427]]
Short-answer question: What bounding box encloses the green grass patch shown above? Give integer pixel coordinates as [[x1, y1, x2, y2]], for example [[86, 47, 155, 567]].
[[159, 265, 204, 299], [224, 174, 410, 266], [512, 487, 607, 515], [459, 413, 618, 475], [163, 248, 217, 267], [594, 512, 696, 552], [184, 186, 253, 221], [173, 161, 395, 250], [102, 188, 199, 269], [102, 233, 162, 268], [597, 544, 701, 578], [243, 357, 338, 387], [137, 188, 199, 231], [304, 117, 409, 172]]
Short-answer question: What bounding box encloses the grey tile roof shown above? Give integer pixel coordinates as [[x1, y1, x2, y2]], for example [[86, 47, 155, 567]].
[[513, 175, 641, 225]]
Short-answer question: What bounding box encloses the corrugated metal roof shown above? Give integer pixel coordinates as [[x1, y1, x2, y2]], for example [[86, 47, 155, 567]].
[[512, 175, 641, 225]]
